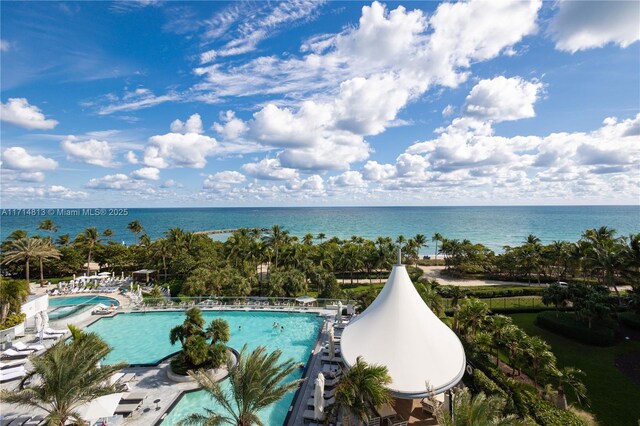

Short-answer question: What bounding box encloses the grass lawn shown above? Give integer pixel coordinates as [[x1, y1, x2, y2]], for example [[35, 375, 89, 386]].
[[510, 313, 640, 426]]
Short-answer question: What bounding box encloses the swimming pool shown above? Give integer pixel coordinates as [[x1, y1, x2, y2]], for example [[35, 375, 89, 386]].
[[48, 295, 119, 320], [85, 311, 323, 425]]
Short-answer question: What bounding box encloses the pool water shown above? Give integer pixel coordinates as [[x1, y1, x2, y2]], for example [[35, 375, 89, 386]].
[[85, 311, 323, 425], [48, 295, 119, 320]]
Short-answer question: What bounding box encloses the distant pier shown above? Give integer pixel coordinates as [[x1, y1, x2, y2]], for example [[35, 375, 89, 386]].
[[194, 228, 270, 235]]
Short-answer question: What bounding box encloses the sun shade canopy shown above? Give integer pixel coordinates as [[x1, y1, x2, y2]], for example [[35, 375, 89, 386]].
[[340, 264, 466, 398]]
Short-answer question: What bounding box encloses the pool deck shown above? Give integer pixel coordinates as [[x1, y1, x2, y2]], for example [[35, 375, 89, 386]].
[[1, 304, 337, 426]]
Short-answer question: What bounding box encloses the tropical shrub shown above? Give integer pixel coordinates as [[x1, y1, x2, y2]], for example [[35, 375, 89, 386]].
[[536, 311, 614, 346], [0, 313, 26, 330]]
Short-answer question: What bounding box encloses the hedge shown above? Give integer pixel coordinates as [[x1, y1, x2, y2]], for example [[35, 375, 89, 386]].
[[619, 311, 640, 330], [0, 313, 26, 331], [536, 311, 614, 346], [472, 368, 508, 399]]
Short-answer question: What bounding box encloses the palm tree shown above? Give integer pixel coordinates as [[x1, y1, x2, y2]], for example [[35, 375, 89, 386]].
[[330, 356, 392, 425], [487, 314, 513, 366], [170, 307, 206, 346], [1, 237, 48, 283], [303, 233, 314, 246], [414, 234, 428, 260], [436, 389, 523, 426], [206, 318, 230, 344], [178, 345, 303, 426], [553, 366, 589, 409], [0, 327, 126, 426], [417, 282, 444, 317], [38, 219, 58, 234], [432, 233, 443, 260], [35, 239, 61, 285], [455, 298, 488, 337], [262, 225, 289, 271], [55, 234, 70, 248], [317, 233, 326, 244], [527, 336, 556, 386], [0, 279, 30, 323], [127, 220, 145, 241], [103, 228, 114, 239], [74, 227, 102, 276]]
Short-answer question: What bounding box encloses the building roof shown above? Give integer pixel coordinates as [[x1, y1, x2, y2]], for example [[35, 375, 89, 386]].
[[339, 264, 466, 398]]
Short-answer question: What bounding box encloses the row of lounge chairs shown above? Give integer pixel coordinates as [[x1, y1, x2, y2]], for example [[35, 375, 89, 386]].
[[0, 414, 46, 425], [0, 330, 68, 383]]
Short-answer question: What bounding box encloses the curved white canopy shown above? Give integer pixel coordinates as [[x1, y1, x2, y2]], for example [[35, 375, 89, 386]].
[[340, 264, 465, 398]]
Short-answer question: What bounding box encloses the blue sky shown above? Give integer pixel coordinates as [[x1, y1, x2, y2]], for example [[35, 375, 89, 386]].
[[1, 0, 639, 207]]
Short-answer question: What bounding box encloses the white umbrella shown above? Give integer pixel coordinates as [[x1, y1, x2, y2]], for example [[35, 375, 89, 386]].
[[42, 311, 50, 329], [328, 327, 335, 361], [336, 301, 342, 324], [98, 272, 110, 277], [121, 272, 125, 280], [79, 393, 123, 424], [73, 274, 76, 281], [35, 312, 44, 343], [314, 376, 325, 420], [130, 283, 133, 292]]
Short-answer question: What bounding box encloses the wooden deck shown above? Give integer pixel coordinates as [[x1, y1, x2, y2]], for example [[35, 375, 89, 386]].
[[393, 398, 439, 425]]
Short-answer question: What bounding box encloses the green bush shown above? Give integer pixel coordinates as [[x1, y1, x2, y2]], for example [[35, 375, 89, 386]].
[[209, 343, 227, 368], [536, 311, 614, 346], [472, 369, 508, 399], [619, 311, 640, 330], [0, 313, 26, 330]]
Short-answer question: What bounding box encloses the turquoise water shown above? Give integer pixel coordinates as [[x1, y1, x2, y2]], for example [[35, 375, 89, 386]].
[[2, 206, 638, 252], [86, 311, 322, 426], [49, 295, 119, 306], [48, 295, 119, 320]]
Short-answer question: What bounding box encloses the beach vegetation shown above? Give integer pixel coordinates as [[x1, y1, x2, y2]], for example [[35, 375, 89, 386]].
[[0, 326, 126, 426], [178, 344, 302, 426]]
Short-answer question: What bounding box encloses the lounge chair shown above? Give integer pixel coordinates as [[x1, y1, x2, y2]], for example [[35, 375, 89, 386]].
[[118, 372, 136, 384], [303, 409, 325, 422], [367, 417, 381, 426], [6, 415, 33, 426], [44, 327, 67, 335], [41, 333, 60, 340], [120, 392, 146, 403], [320, 355, 343, 364], [0, 366, 26, 382], [307, 395, 336, 408], [114, 401, 142, 417], [1, 359, 28, 369], [1, 348, 31, 359], [23, 415, 45, 426], [12, 342, 45, 352]]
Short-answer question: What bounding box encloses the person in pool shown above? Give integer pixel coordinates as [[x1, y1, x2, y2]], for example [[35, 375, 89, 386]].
[[273, 322, 279, 328]]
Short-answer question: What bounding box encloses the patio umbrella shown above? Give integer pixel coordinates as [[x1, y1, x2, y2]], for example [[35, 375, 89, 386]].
[[98, 272, 110, 277], [328, 327, 335, 361], [41, 311, 49, 329], [35, 312, 44, 343], [314, 376, 325, 420], [79, 393, 123, 424], [336, 301, 342, 324]]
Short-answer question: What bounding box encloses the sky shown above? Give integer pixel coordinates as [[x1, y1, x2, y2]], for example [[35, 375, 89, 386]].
[[1, 0, 639, 208]]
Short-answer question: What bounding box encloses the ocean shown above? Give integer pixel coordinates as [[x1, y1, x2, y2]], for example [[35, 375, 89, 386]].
[[1, 206, 638, 253]]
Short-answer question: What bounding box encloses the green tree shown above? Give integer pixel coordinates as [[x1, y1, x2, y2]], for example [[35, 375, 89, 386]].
[[330, 356, 392, 425], [317, 233, 326, 244], [456, 298, 489, 337], [486, 314, 513, 366], [432, 232, 443, 260], [0, 278, 30, 323], [74, 227, 102, 276], [127, 220, 145, 241], [178, 345, 303, 426], [0, 327, 126, 426], [541, 284, 569, 316], [35, 238, 61, 285], [38, 219, 58, 234], [436, 389, 523, 426], [262, 225, 289, 271], [416, 282, 444, 317], [206, 319, 230, 345], [1, 237, 53, 283]]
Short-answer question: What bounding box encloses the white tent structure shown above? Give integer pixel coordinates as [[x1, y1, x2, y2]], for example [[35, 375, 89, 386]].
[[340, 255, 466, 399], [79, 392, 123, 424]]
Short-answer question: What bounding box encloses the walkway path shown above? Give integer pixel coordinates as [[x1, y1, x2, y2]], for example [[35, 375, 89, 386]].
[[417, 266, 528, 287]]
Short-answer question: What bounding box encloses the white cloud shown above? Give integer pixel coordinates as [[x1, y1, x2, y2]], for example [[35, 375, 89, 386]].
[[548, 0, 640, 53], [0, 39, 11, 52], [241, 158, 298, 180], [97, 88, 179, 115], [1, 147, 58, 171], [170, 113, 204, 134], [161, 179, 180, 188], [144, 132, 219, 168], [126, 151, 139, 164], [362, 160, 396, 182], [131, 167, 160, 180], [212, 110, 248, 140], [442, 104, 455, 117], [194, 1, 540, 173], [200, 49, 217, 64], [203, 170, 246, 190], [2, 185, 87, 200], [61, 138, 117, 167], [86, 173, 148, 190], [328, 171, 367, 188], [463, 76, 543, 122], [0, 98, 59, 130], [0, 169, 46, 183]]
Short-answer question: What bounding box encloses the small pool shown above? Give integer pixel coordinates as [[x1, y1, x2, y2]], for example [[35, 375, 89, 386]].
[[48, 295, 119, 320], [85, 311, 323, 425]]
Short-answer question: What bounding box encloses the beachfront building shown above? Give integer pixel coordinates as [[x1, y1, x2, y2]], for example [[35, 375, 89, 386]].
[[340, 253, 466, 418]]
